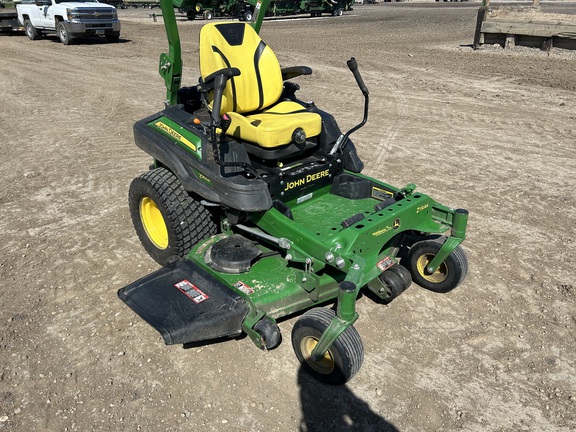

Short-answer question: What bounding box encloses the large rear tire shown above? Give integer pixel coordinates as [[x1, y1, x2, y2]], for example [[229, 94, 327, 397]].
[[292, 308, 363, 384], [129, 168, 217, 266]]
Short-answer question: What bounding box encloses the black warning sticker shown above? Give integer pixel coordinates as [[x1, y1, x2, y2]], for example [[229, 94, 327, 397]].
[[174, 280, 209, 304]]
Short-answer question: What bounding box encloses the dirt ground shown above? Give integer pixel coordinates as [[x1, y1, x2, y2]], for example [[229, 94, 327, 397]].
[[1, 2, 575, 431]]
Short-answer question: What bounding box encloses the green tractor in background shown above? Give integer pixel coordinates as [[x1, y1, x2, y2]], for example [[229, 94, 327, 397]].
[[118, 0, 469, 384], [175, 0, 353, 21], [175, 0, 254, 20]]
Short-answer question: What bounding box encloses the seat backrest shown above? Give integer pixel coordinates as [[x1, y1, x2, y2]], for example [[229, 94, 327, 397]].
[[199, 23, 283, 115]]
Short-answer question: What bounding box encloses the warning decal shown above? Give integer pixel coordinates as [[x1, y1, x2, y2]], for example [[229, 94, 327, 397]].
[[174, 280, 209, 304], [233, 281, 254, 295], [377, 257, 395, 272]]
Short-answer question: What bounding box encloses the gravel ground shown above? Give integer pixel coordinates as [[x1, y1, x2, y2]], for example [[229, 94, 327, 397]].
[[1, 2, 575, 431]]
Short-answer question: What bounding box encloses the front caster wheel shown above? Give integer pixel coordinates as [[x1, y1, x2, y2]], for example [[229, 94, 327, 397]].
[[291, 308, 363, 385], [407, 238, 468, 293]]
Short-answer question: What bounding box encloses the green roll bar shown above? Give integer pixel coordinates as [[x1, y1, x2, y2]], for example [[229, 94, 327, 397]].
[[157, 0, 271, 106]]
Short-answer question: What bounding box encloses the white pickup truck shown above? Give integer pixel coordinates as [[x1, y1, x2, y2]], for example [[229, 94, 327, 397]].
[[16, 0, 120, 44]]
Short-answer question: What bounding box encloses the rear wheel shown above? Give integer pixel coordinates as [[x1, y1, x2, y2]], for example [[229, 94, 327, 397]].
[[407, 238, 468, 293], [243, 10, 252, 21], [186, 9, 195, 20], [24, 19, 40, 40], [57, 21, 72, 45], [292, 308, 363, 384], [129, 168, 218, 266]]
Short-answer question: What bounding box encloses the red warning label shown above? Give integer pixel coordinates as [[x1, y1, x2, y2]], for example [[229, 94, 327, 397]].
[[174, 280, 209, 304], [377, 257, 395, 272]]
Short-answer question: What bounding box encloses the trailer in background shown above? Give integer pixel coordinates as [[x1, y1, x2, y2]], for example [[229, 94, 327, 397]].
[[0, 0, 24, 33]]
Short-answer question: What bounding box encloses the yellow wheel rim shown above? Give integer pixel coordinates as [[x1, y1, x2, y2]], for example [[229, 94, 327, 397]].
[[300, 336, 335, 375], [416, 253, 448, 284], [195, 4, 201, 12], [140, 197, 169, 250]]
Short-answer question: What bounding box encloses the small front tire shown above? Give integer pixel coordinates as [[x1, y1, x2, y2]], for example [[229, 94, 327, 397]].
[[407, 238, 468, 293], [292, 308, 363, 385]]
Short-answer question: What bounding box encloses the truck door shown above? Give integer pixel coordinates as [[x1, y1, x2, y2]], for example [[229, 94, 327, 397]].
[[38, 1, 53, 28]]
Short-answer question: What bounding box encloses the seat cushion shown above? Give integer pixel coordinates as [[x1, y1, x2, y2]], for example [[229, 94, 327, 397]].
[[225, 101, 322, 148]]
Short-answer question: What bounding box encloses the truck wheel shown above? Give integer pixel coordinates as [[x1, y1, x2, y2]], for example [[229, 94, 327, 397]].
[[129, 168, 218, 267], [186, 9, 195, 20], [243, 10, 252, 21], [203, 10, 212, 20], [57, 21, 72, 45], [24, 19, 41, 40], [332, 8, 343, 16], [407, 238, 468, 293], [292, 308, 363, 384], [105, 32, 120, 43]]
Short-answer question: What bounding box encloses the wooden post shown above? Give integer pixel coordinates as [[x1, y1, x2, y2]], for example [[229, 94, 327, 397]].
[[505, 34, 516, 49], [473, 7, 488, 49], [542, 37, 553, 52]]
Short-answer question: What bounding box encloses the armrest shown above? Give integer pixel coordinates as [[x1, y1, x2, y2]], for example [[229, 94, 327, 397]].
[[281, 66, 312, 81]]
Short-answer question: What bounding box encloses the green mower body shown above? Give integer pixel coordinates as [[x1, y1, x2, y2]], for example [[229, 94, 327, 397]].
[[119, 0, 469, 384]]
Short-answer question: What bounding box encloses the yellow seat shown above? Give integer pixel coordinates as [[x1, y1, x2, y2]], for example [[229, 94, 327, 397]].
[[199, 22, 322, 148]]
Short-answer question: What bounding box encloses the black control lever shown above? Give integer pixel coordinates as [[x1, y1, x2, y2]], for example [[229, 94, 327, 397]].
[[347, 57, 369, 96], [329, 58, 370, 155], [211, 74, 227, 127]]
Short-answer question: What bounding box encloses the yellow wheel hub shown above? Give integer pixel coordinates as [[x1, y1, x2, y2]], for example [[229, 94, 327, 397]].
[[140, 197, 169, 250], [300, 336, 335, 375], [416, 253, 448, 283]]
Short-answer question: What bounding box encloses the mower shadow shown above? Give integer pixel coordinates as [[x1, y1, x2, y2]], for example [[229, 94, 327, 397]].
[[297, 367, 400, 432]]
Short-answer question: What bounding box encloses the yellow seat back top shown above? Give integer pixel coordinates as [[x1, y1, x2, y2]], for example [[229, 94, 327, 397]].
[[199, 23, 284, 115]]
